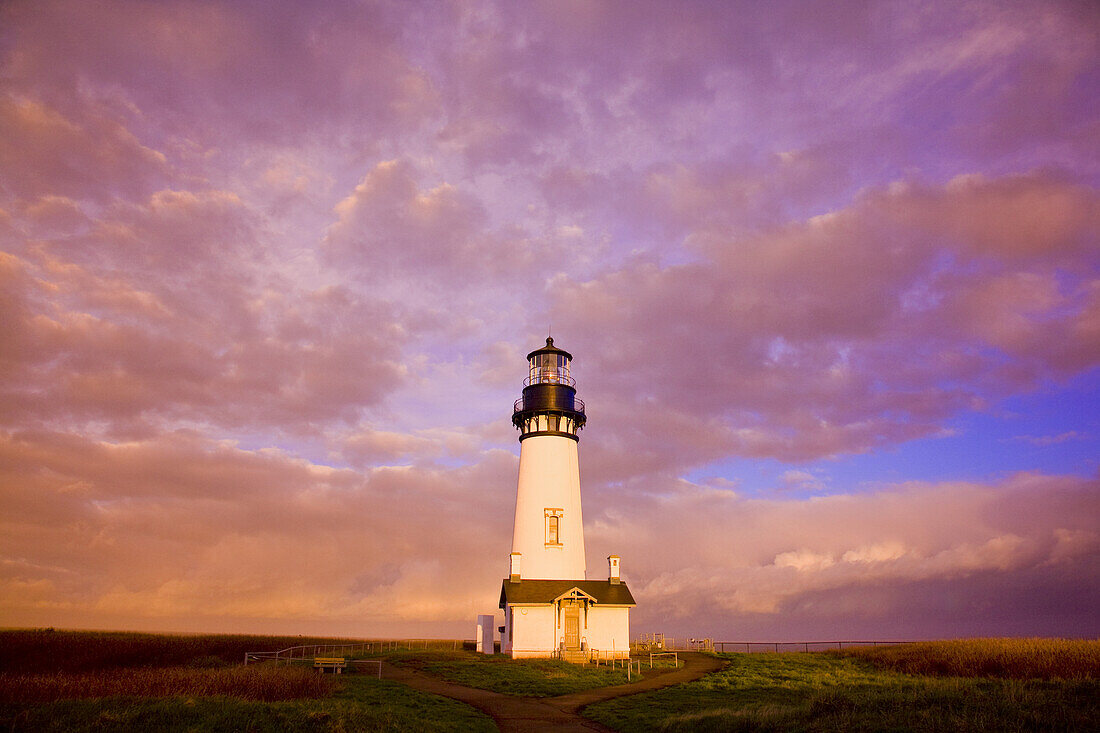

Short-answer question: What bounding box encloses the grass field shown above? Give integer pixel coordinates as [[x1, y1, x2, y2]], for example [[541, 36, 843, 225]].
[[585, 639, 1100, 732], [841, 638, 1100, 679], [6, 631, 1096, 731], [0, 629, 373, 673], [0, 630, 493, 732], [387, 649, 630, 696], [1, 677, 494, 733], [0, 665, 335, 704]]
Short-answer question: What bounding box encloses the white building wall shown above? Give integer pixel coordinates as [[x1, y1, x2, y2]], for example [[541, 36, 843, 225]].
[[511, 434, 586, 580], [583, 606, 631, 659], [507, 602, 631, 659], [508, 605, 558, 658]]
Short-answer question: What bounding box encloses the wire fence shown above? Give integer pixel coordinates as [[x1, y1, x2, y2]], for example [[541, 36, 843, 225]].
[[714, 640, 916, 653], [633, 635, 917, 653]]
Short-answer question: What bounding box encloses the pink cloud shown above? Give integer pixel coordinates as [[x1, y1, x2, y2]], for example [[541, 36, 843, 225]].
[[778, 470, 826, 493], [0, 430, 517, 632], [1, 0, 438, 145], [1, 427, 1094, 638], [325, 160, 491, 275], [1, 0, 1096, 642], [1010, 431, 1084, 447], [587, 472, 1099, 635], [0, 96, 168, 203], [1, 241, 408, 435], [549, 171, 1099, 465], [321, 159, 596, 309]]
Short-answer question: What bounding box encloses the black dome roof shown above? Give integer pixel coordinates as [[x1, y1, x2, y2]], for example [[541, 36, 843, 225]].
[[526, 336, 572, 362]]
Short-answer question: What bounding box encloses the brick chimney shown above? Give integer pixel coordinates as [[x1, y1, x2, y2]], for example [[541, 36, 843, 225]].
[[608, 554, 620, 585]]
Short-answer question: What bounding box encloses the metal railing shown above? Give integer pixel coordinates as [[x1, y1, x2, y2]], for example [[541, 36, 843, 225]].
[[586, 649, 632, 664], [243, 638, 465, 670], [245, 643, 374, 665]]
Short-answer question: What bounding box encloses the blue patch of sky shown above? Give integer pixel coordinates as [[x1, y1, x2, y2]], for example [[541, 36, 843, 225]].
[[689, 368, 1099, 497]]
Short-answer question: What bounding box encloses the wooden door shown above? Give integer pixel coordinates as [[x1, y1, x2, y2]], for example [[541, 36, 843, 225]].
[[564, 607, 579, 649]]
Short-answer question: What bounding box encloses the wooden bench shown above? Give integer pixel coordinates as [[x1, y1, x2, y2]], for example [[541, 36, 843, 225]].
[[313, 657, 347, 673]]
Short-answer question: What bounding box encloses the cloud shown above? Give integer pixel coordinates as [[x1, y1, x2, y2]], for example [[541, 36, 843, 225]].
[[0, 430, 517, 631], [1, 0, 1097, 642], [0, 95, 168, 203], [550, 171, 1100, 467], [326, 160, 490, 275], [1, 0, 438, 146], [778, 470, 826, 493], [339, 426, 482, 466], [1009, 431, 1084, 447], [2, 426, 1095, 637], [596, 472, 1099, 631], [0, 240, 408, 435], [322, 159, 572, 292]]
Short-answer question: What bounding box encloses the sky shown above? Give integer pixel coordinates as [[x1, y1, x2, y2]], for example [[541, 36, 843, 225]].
[[1, 0, 1098, 642]]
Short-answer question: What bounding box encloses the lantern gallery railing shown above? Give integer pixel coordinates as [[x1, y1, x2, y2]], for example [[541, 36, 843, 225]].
[[515, 396, 585, 414]]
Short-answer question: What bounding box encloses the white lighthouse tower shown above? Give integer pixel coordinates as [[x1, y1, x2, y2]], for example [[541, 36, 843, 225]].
[[500, 338, 634, 660], [510, 337, 587, 579]]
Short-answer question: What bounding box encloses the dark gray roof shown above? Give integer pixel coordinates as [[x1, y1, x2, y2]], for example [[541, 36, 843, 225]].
[[499, 579, 636, 609]]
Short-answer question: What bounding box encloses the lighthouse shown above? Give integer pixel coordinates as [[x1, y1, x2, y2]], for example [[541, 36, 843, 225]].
[[499, 338, 635, 660], [509, 337, 587, 579]]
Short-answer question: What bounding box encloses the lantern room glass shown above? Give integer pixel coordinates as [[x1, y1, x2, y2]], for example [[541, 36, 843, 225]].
[[529, 352, 570, 385]]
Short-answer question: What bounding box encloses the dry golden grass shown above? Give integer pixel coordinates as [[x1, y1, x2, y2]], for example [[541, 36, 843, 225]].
[[0, 630, 496, 732], [0, 664, 335, 703], [0, 629, 369, 674], [842, 638, 1100, 679]]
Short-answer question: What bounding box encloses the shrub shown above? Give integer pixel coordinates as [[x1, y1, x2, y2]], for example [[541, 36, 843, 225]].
[[0, 630, 368, 673], [842, 638, 1100, 680], [0, 665, 336, 703]]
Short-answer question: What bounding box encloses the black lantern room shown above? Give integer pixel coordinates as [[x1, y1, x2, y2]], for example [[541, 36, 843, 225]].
[[512, 337, 587, 441]]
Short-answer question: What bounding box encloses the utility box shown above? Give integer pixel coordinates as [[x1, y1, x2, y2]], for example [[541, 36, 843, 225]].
[[476, 614, 495, 654]]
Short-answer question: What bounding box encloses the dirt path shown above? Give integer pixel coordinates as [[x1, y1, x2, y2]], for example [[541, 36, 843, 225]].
[[381, 652, 727, 732]]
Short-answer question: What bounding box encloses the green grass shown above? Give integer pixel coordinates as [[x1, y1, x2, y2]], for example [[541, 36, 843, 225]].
[[0, 678, 494, 732], [387, 649, 630, 696], [584, 649, 1100, 732]]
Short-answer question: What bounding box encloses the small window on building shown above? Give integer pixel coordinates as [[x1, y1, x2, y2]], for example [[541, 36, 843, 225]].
[[545, 508, 563, 546]]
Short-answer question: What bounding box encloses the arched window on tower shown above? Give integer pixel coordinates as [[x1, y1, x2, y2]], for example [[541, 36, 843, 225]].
[[545, 508, 563, 546]]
